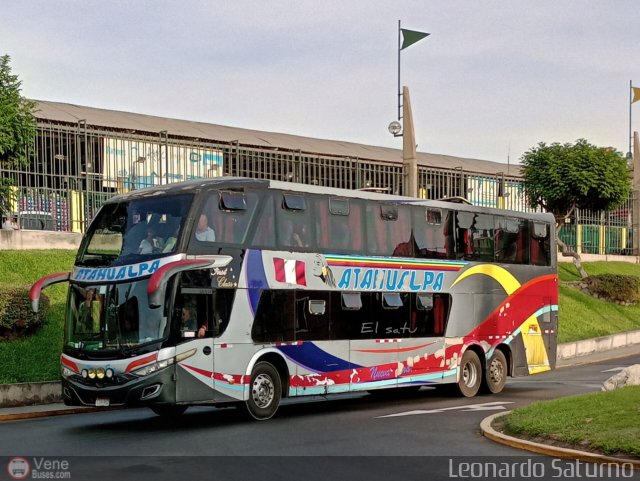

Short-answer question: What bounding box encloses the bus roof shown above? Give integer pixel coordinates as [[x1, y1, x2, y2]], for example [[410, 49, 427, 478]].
[[105, 176, 555, 223]]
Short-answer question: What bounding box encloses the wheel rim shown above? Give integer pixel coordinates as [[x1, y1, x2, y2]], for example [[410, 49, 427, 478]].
[[251, 373, 275, 408], [462, 360, 478, 388], [489, 358, 505, 385]]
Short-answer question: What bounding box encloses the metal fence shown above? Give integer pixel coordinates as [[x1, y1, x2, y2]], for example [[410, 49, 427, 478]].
[[0, 120, 635, 255]]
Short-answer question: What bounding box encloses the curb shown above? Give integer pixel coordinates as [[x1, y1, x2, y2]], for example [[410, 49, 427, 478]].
[[0, 406, 118, 422], [480, 411, 640, 468], [557, 329, 640, 361]]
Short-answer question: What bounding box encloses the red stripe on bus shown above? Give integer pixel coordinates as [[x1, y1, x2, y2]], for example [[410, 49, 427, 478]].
[[125, 353, 158, 373], [60, 355, 79, 373]]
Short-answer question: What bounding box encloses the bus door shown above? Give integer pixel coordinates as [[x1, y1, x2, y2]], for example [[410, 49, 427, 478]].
[[175, 287, 215, 403]]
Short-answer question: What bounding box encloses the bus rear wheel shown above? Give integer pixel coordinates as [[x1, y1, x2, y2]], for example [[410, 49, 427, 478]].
[[456, 350, 481, 397], [482, 350, 507, 394], [150, 405, 188, 418], [245, 361, 281, 421]]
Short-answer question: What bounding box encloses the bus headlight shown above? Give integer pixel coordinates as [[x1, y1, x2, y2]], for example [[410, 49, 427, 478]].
[[105, 368, 114, 379], [62, 367, 75, 378], [88, 368, 96, 379], [96, 368, 105, 379], [132, 358, 174, 377]]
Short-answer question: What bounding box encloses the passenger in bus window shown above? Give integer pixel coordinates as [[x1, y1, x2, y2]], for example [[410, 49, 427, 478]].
[[292, 224, 309, 247], [138, 228, 163, 254], [195, 214, 216, 242], [182, 305, 207, 338], [78, 288, 102, 333]]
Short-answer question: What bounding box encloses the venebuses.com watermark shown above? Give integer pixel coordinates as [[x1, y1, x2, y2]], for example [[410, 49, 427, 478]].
[[7, 457, 71, 480]]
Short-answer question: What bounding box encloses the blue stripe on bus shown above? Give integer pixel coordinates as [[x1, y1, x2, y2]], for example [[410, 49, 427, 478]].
[[277, 343, 362, 373], [246, 249, 268, 316]]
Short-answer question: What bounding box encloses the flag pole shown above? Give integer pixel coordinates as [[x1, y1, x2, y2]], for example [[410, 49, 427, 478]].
[[397, 20, 402, 121], [630, 80, 633, 159]]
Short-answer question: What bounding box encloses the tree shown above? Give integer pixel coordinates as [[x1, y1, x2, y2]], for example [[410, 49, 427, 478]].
[[0, 54, 37, 220], [521, 139, 631, 278]]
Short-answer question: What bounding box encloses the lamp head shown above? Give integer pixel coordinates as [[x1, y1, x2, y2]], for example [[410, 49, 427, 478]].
[[388, 121, 402, 136]]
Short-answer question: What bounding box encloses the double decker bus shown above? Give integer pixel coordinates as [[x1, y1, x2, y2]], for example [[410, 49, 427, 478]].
[[31, 177, 558, 420]]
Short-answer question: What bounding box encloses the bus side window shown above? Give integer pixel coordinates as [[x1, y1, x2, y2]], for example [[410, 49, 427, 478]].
[[391, 206, 416, 257], [349, 202, 363, 250], [314, 196, 331, 250], [516, 221, 530, 264], [251, 194, 276, 248], [328, 197, 352, 251], [295, 291, 331, 341], [278, 193, 309, 249], [472, 214, 494, 261], [455, 211, 474, 259], [252, 290, 295, 343], [432, 294, 450, 336], [530, 222, 551, 266]]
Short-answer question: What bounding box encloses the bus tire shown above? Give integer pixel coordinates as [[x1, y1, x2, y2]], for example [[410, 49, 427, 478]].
[[245, 361, 281, 421], [456, 350, 481, 397], [150, 405, 188, 417], [482, 350, 507, 394]]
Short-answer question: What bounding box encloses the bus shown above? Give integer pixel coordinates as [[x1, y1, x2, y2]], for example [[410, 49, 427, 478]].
[[31, 177, 558, 420]]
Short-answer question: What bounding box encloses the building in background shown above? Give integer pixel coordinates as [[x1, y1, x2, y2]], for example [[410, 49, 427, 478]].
[[0, 100, 635, 255]]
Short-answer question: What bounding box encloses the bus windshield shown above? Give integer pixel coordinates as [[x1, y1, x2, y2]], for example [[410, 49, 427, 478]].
[[77, 194, 193, 267], [66, 281, 166, 352]]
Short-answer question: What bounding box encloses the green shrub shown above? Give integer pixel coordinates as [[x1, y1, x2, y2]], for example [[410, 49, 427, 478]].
[[0, 286, 50, 339], [584, 274, 640, 304]]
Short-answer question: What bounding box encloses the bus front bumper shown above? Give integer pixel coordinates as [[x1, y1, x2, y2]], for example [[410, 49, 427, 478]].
[[62, 366, 176, 407]]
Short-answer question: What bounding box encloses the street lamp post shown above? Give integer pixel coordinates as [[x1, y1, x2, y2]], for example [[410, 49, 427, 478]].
[[388, 21, 429, 198]]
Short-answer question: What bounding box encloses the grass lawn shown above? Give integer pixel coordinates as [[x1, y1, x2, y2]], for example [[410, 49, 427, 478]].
[[500, 386, 640, 457], [558, 262, 640, 343], [0, 250, 76, 383]]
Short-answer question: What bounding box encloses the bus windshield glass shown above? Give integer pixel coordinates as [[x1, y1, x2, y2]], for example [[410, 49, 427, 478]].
[[77, 194, 193, 267], [66, 281, 166, 351]]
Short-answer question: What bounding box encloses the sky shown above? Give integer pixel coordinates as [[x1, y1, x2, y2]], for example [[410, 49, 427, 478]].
[[2, 0, 640, 165]]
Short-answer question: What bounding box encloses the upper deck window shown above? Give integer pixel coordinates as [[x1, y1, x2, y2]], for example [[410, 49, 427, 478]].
[[192, 190, 260, 248], [530, 221, 551, 266], [77, 194, 193, 267]]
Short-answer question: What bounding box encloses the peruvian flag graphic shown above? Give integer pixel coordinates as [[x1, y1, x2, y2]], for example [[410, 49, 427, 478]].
[[273, 258, 307, 286]]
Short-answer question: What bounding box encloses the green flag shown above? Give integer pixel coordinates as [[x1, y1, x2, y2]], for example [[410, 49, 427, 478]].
[[400, 28, 430, 50]]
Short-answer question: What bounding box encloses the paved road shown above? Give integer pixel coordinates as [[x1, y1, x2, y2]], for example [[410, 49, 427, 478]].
[[1, 354, 638, 481]]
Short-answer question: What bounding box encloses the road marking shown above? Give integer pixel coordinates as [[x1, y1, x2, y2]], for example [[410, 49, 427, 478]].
[[375, 401, 515, 418], [601, 367, 625, 373]]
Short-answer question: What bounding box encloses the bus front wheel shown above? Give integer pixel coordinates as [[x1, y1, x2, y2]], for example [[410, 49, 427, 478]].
[[482, 350, 507, 394], [456, 350, 481, 397], [245, 361, 282, 421]]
